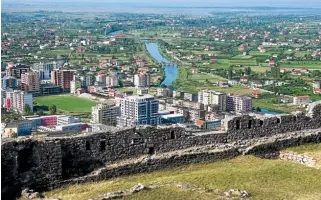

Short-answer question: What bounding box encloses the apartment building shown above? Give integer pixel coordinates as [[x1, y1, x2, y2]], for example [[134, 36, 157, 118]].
[[106, 75, 119, 87], [198, 90, 227, 111], [2, 76, 18, 90], [51, 69, 75, 91], [6, 64, 30, 79], [184, 92, 198, 102], [4, 90, 33, 113], [227, 95, 252, 113], [91, 103, 121, 126], [134, 73, 150, 88], [118, 95, 159, 127], [21, 72, 40, 92], [38, 62, 56, 80], [137, 87, 149, 95], [70, 79, 82, 94], [79, 75, 94, 87], [157, 88, 173, 97]]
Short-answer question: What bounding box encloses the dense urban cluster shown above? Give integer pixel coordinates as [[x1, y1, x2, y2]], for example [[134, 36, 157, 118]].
[[2, 10, 321, 138]]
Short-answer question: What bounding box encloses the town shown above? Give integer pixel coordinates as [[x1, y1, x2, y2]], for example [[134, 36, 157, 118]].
[[2, 3, 321, 200], [1, 11, 321, 138]]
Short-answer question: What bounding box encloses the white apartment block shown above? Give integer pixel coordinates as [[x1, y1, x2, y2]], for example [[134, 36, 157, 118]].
[[91, 103, 121, 126], [134, 73, 150, 88], [157, 88, 172, 97], [70, 80, 76, 94], [137, 87, 149, 95], [118, 95, 159, 127], [106, 76, 119, 87], [5, 90, 33, 113], [198, 90, 227, 111]]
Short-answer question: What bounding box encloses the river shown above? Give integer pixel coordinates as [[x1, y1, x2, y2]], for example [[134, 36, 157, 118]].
[[261, 109, 282, 115], [145, 42, 178, 86]]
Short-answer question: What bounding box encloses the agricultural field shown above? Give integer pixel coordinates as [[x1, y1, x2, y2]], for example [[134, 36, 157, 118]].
[[35, 95, 96, 113], [43, 143, 321, 200], [189, 73, 226, 82], [279, 61, 321, 69]]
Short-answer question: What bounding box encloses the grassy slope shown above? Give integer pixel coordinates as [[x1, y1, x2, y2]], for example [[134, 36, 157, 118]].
[[35, 95, 96, 113], [45, 144, 321, 200]]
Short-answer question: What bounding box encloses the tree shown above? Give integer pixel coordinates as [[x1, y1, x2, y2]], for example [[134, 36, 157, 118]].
[[23, 104, 32, 115], [49, 104, 57, 114], [227, 68, 233, 80], [11, 131, 17, 138], [256, 107, 262, 112], [245, 67, 252, 75]]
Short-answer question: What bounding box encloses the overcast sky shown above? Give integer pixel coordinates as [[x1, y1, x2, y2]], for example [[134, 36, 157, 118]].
[[3, 0, 321, 7]]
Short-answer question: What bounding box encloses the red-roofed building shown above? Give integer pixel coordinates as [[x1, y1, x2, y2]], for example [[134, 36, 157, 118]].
[[313, 88, 321, 94], [77, 47, 85, 53], [269, 60, 276, 67], [252, 90, 261, 98]]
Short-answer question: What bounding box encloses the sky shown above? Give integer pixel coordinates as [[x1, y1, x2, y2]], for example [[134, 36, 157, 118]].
[[3, 0, 321, 8]]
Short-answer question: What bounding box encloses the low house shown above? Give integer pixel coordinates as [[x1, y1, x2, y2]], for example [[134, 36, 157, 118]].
[[293, 96, 310, 105], [3, 120, 33, 137], [269, 60, 276, 67], [191, 68, 199, 74], [251, 80, 263, 88], [252, 90, 261, 99], [291, 69, 302, 76], [313, 88, 321, 94], [240, 75, 248, 83]]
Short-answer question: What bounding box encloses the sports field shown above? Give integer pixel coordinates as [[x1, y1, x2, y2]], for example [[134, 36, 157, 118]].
[[35, 95, 96, 113]]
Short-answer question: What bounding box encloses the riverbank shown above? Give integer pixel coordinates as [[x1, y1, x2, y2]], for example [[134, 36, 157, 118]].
[[145, 42, 178, 86]]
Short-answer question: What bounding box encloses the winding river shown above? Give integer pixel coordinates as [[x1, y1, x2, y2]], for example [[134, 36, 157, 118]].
[[145, 42, 178, 86]]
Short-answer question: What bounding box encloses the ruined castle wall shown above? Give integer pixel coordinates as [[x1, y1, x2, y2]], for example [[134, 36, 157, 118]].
[[57, 127, 227, 179], [50, 148, 240, 189], [225, 103, 321, 141], [49, 130, 321, 190], [1, 139, 62, 199], [2, 102, 321, 199]]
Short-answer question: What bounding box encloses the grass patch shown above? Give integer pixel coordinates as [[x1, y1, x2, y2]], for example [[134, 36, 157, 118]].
[[44, 153, 321, 200], [35, 95, 96, 113]]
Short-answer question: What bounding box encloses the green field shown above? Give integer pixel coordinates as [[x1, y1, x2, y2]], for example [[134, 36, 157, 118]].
[[43, 144, 321, 200], [279, 61, 321, 69], [35, 95, 96, 113]]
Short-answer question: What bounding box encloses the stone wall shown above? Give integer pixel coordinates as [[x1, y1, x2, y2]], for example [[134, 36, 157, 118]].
[[1, 102, 321, 199], [224, 102, 321, 141], [279, 151, 317, 167]]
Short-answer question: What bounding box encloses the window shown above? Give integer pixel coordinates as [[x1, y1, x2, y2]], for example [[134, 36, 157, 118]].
[[260, 120, 264, 126], [236, 120, 240, 130], [248, 120, 252, 129], [100, 141, 106, 151], [148, 147, 155, 155], [170, 131, 175, 139], [85, 141, 90, 150], [277, 118, 281, 124], [17, 148, 33, 173]]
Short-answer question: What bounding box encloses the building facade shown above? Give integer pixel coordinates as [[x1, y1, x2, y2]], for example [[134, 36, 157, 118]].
[[293, 96, 311, 105], [118, 95, 159, 127], [21, 72, 40, 92], [5, 90, 33, 113], [51, 69, 75, 91], [134, 73, 150, 88], [91, 103, 121, 126], [227, 95, 252, 113], [106, 76, 119, 87], [6, 64, 30, 79], [2, 76, 18, 90]]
